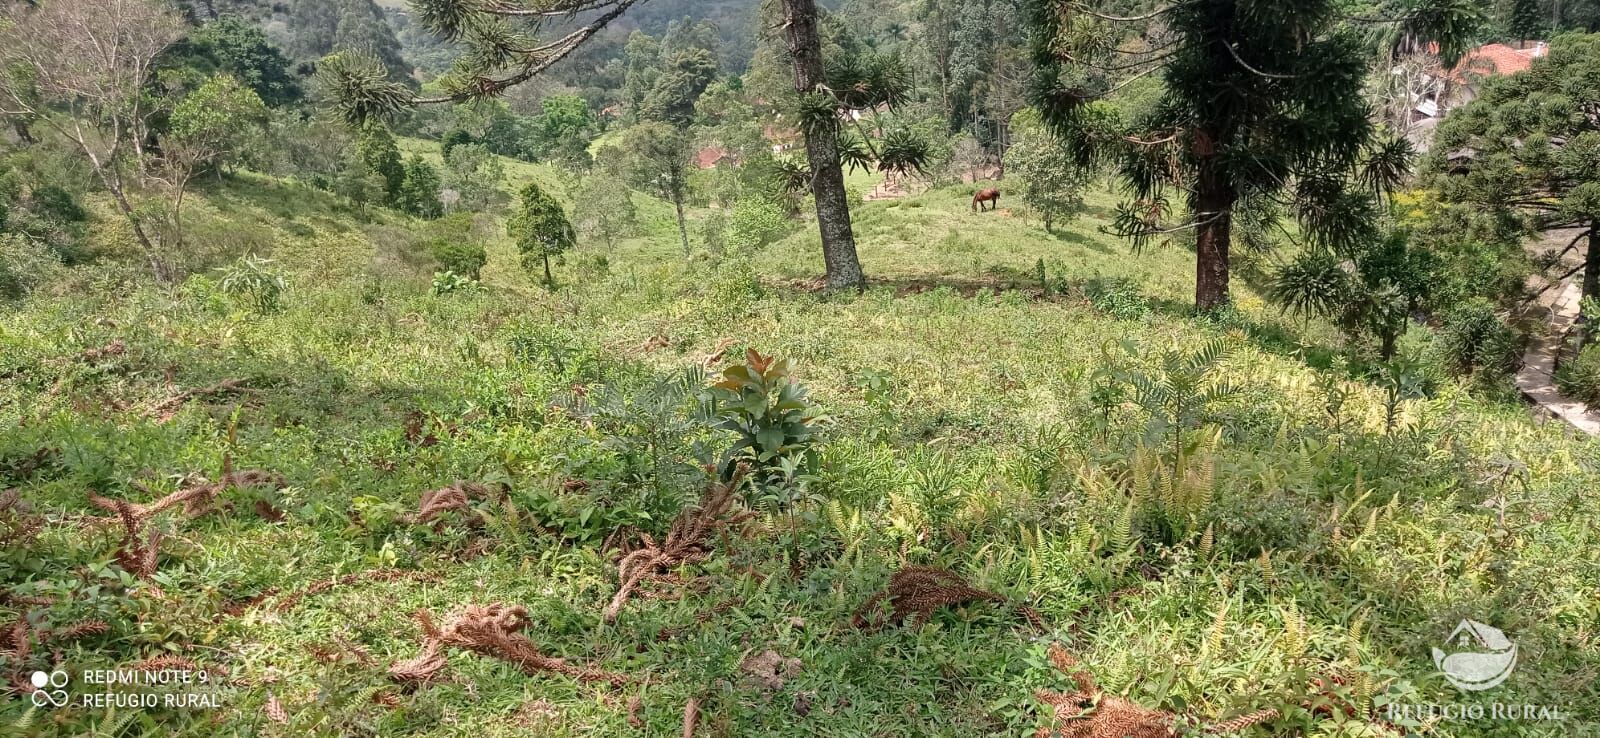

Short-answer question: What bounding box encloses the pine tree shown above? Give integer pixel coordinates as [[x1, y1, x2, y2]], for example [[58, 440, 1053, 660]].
[[1426, 33, 1600, 308], [398, 156, 443, 219], [508, 182, 575, 286], [1024, 0, 1484, 311]]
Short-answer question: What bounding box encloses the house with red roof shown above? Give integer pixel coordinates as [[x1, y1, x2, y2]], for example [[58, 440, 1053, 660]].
[[1405, 41, 1547, 147], [1442, 42, 1547, 106]]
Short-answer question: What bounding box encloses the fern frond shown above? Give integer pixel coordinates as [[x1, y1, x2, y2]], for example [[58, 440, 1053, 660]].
[[1203, 597, 1231, 660], [1279, 600, 1307, 663]]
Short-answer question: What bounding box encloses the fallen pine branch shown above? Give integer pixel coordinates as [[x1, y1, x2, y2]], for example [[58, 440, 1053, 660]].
[[389, 604, 631, 687], [604, 466, 749, 623], [146, 378, 255, 420]]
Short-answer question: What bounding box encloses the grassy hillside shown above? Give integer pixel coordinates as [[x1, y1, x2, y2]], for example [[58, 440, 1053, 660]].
[[2, 145, 1597, 737]]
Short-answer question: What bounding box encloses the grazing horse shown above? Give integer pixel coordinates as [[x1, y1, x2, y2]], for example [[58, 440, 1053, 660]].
[[972, 188, 1001, 212]]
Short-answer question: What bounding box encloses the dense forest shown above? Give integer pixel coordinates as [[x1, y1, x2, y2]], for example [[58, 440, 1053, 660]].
[[2, 0, 1598, 736]]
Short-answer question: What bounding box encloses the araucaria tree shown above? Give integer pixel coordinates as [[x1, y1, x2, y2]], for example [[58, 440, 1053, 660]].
[[1023, 0, 1481, 310], [1425, 33, 1600, 308], [320, 0, 651, 121], [508, 182, 575, 286], [780, 0, 866, 291]]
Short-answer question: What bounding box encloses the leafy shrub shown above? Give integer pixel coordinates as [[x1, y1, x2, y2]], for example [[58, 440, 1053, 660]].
[[0, 233, 64, 301], [1084, 276, 1150, 320], [427, 239, 488, 280], [726, 197, 791, 252], [431, 270, 478, 295], [217, 254, 286, 313], [1436, 299, 1518, 376], [706, 350, 823, 502], [1557, 343, 1600, 405]]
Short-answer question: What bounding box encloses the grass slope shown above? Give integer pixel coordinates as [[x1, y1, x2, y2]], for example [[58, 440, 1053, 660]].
[[2, 147, 1597, 738]]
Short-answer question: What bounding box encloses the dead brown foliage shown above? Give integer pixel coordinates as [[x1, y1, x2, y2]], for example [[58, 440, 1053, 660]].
[[147, 378, 255, 421], [389, 603, 631, 687], [852, 566, 1018, 629], [78, 339, 126, 363], [265, 693, 289, 724], [603, 467, 749, 623], [682, 696, 703, 738], [88, 470, 281, 578], [1035, 644, 1279, 738], [411, 482, 494, 526], [2, 618, 32, 695]]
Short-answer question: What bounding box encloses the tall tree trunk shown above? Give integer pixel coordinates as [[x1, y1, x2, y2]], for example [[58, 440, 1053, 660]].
[[781, 0, 866, 291], [543, 253, 553, 286], [672, 186, 690, 258], [1193, 167, 1236, 311], [1584, 225, 1600, 307]]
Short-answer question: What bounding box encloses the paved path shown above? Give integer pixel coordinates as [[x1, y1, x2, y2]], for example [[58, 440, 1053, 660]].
[[1514, 267, 1600, 436]]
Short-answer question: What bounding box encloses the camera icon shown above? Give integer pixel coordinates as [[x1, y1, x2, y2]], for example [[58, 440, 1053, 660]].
[[30, 670, 70, 708]]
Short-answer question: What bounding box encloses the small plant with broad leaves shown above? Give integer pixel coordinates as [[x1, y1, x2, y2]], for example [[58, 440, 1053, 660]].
[[430, 270, 477, 295], [217, 255, 286, 313], [705, 350, 824, 504]]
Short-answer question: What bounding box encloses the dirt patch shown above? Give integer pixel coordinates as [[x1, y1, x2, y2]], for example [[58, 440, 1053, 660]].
[[740, 649, 801, 690]]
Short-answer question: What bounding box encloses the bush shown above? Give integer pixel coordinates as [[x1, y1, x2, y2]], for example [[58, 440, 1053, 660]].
[[217, 254, 286, 313], [726, 197, 791, 252], [1557, 343, 1600, 405], [0, 233, 63, 301], [1436, 299, 1518, 376], [1084, 276, 1150, 320], [426, 239, 488, 280], [431, 270, 478, 295]]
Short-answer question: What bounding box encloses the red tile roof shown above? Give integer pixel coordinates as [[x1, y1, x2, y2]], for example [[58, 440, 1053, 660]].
[[1449, 43, 1545, 81], [695, 146, 730, 169]]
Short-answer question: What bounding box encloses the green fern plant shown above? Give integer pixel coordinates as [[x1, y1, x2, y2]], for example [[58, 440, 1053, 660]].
[[1123, 338, 1240, 468]]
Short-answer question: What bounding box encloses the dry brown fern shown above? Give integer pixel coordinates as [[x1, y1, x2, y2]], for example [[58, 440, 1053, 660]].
[[264, 693, 289, 724], [411, 482, 493, 526], [603, 466, 749, 623], [49, 620, 110, 641], [851, 566, 1013, 629], [88, 470, 282, 579], [390, 603, 631, 687], [147, 378, 254, 421], [682, 696, 703, 738], [1035, 644, 1280, 738]]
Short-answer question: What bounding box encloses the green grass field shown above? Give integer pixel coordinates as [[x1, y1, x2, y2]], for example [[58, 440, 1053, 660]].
[[2, 143, 1597, 737]]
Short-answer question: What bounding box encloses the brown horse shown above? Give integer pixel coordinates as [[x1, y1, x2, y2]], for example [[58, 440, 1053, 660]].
[[972, 188, 1001, 212]]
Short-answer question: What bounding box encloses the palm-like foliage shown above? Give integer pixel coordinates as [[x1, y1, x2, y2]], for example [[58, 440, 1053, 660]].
[[1270, 252, 1351, 320], [1122, 339, 1240, 462], [325, 0, 649, 120], [1023, 0, 1484, 310], [876, 128, 930, 178]]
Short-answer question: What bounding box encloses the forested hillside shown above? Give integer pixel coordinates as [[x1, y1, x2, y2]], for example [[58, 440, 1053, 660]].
[[2, 1, 1598, 737]]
